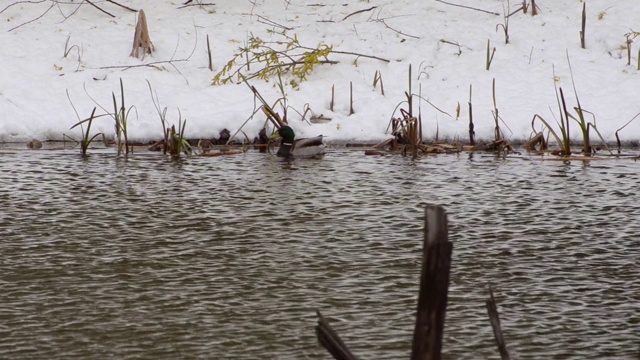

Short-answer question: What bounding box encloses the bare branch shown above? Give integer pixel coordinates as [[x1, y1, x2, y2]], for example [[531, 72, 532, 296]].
[[435, 0, 500, 16], [375, 18, 420, 39], [86, 0, 115, 17], [1, 0, 47, 15], [343, 6, 377, 21], [256, 15, 292, 31], [106, 0, 137, 12], [177, 2, 216, 10], [8, 1, 55, 32]]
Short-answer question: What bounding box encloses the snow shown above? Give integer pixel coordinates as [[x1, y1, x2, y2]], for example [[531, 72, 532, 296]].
[[1, 0, 640, 145]]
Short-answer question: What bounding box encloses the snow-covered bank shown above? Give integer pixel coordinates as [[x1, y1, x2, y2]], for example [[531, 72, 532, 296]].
[[2, 0, 640, 145]]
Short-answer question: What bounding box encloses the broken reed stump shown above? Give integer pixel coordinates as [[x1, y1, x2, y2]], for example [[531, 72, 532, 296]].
[[315, 205, 453, 360], [131, 10, 154, 59], [486, 286, 511, 360], [411, 205, 453, 360], [525, 132, 546, 153]]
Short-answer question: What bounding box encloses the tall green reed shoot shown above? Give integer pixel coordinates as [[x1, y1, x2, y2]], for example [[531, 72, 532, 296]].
[[373, 70, 385, 96], [70, 107, 103, 156], [169, 115, 192, 159], [112, 78, 132, 155]]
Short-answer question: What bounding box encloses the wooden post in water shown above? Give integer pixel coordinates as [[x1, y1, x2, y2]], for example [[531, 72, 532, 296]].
[[486, 286, 511, 360], [411, 205, 453, 360]]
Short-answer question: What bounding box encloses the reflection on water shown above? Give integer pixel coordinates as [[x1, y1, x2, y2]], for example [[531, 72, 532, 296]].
[[0, 148, 638, 359]]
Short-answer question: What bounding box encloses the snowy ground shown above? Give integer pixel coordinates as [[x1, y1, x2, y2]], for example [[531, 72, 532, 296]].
[[1, 0, 640, 145]]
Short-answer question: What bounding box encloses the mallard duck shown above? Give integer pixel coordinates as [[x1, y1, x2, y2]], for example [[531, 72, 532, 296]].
[[270, 125, 325, 158]]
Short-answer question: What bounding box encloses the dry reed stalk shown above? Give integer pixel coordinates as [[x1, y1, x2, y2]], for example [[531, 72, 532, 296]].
[[207, 34, 213, 71], [330, 84, 335, 112], [349, 81, 354, 115], [525, 132, 545, 152], [131, 10, 154, 59], [531, 0, 537, 16], [468, 84, 475, 145]]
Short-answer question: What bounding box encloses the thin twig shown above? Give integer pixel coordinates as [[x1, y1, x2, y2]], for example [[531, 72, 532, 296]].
[[1, 0, 46, 14], [256, 15, 292, 31], [319, 48, 391, 63], [8, 1, 55, 31], [85, 0, 115, 17], [106, 0, 137, 12], [178, 2, 216, 9], [343, 6, 377, 21], [376, 18, 420, 39], [435, 0, 500, 16]]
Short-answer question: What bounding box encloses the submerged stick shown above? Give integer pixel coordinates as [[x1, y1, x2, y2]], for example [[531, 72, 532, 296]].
[[316, 310, 360, 360], [486, 286, 511, 360]]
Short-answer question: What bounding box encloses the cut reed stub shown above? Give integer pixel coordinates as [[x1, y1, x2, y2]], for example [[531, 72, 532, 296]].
[[131, 10, 154, 59]]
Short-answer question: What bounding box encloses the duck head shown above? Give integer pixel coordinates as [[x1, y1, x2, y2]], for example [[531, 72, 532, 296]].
[[270, 126, 295, 158]]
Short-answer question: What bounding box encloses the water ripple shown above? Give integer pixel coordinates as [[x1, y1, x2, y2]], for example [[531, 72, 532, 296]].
[[0, 149, 638, 359]]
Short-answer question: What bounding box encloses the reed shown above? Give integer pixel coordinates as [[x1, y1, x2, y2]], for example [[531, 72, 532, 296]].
[[486, 40, 496, 70], [406, 64, 413, 117], [624, 30, 640, 67], [565, 54, 610, 155], [63, 34, 81, 71], [496, 0, 510, 44], [385, 64, 451, 143], [206, 34, 213, 71], [373, 70, 385, 96], [468, 84, 475, 146], [79, 78, 134, 155], [69, 107, 103, 156], [531, 0, 537, 16], [112, 78, 132, 155], [330, 84, 335, 112], [614, 112, 640, 154], [580, 2, 586, 49], [131, 10, 154, 59], [349, 81, 354, 115], [168, 115, 192, 159], [491, 79, 501, 142], [626, 35, 632, 66], [532, 59, 610, 156], [148, 79, 192, 157]]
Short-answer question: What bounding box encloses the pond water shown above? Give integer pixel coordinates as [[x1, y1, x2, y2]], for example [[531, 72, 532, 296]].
[[0, 147, 638, 359]]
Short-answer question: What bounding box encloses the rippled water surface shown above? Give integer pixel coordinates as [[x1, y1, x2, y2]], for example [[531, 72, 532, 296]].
[[0, 148, 638, 359]]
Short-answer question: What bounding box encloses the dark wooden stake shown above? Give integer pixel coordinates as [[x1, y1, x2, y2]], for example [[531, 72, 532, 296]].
[[411, 205, 453, 360], [486, 286, 511, 360]]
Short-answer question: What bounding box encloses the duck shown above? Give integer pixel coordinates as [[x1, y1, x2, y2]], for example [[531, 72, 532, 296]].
[[270, 125, 325, 158]]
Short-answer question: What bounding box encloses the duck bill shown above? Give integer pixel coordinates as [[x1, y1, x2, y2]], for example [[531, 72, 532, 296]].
[[269, 132, 281, 140]]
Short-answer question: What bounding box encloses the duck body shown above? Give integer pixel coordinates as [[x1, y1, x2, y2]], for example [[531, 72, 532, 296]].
[[275, 126, 325, 159]]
